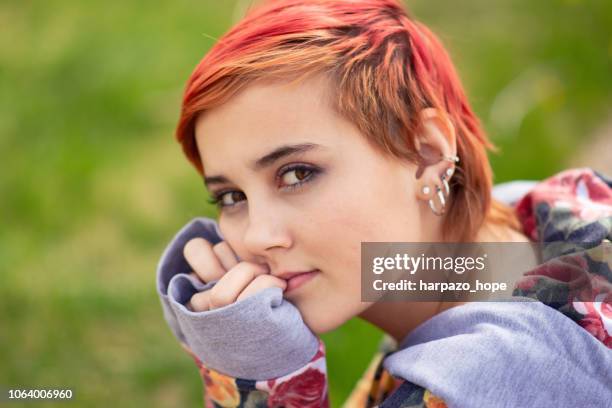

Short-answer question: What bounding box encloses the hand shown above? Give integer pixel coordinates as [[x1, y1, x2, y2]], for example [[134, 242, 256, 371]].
[[182, 238, 287, 312]]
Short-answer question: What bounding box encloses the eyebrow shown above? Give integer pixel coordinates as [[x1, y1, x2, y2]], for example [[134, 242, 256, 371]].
[[203, 143, 321, 189]]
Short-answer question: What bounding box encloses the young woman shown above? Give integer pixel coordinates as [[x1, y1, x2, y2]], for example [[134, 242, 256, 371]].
[[156, 1, 612, 406]]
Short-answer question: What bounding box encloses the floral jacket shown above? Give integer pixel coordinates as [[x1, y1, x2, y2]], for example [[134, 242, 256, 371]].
[[159, 168, 612, 407]]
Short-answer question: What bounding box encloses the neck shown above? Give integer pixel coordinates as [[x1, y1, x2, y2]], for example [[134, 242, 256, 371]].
[[358, 299, 468, 344], [358, 219, 531, 344]]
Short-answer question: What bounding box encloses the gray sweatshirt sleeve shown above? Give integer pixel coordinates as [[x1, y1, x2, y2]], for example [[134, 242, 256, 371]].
[[155, 217, 320, 380], [383, 300, 612, 408]]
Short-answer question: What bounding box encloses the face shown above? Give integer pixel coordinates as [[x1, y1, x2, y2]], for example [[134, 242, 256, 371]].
[[194, 73, 431, 334]]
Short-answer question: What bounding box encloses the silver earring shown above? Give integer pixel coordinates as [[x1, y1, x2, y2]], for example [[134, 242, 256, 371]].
[[441, 174, 450, 196], [436, 185, 446, 207], [441, 155, 459, 164], [422, 185, 431, 195], [428, 185, 446, 216], [440, 166, 454, 196]]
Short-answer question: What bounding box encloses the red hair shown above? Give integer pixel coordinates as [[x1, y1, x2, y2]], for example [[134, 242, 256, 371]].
[[175, 0, 519, 241]]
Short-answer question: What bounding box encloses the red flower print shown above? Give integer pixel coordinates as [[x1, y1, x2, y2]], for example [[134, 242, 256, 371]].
[[573, 293, 612, 348], [267, 368, 327, 408]]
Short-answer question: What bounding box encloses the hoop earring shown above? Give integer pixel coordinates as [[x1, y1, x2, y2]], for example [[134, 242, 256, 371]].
[[441, 154, 460, 164], [440, 164, 455, 198], [428, 185, 446, 216], [441, 174, 450, 196], [427, 169, 453, 216]]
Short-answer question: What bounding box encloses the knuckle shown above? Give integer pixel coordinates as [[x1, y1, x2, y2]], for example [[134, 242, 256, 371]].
[[238, 261, 257, 276], [212, 242, 239, 264], [189, 292, 209, 312], [183, 237, 209, 260], [208, 286, 233, 308], [212, 241, 228, 253], [252, 274, 274, 284], [253, 273, 285, 288], [235, 261, 268, 279]]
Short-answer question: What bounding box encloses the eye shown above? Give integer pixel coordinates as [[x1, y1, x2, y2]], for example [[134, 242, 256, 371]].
[[206, 164, 320, 210], [279, 165, 316, 190], [206, 190, 246, 208]]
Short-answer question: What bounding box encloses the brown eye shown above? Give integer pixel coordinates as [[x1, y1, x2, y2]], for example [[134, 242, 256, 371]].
[[295, 168, 309, 180], [209, 165, 321, 211], [220, 191, 245, 206], [281, 167, 312, 186]]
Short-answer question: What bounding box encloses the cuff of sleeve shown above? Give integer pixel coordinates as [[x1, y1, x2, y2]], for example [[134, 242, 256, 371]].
[[156, 217, 225, 345], [167, 284, 320, 380]]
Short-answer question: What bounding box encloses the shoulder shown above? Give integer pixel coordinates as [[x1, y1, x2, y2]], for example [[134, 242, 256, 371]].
[[382, 301, 612, 407]]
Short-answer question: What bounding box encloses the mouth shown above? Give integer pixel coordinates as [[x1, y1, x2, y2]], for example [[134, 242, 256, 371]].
[[284, 269, 320, 294]]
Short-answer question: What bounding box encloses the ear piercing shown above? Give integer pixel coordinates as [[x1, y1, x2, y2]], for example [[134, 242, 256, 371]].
[[428, 184, 447, 216], [441, 174, 450, 196], [422, 163, 457, 216], [442, 155, 460, 164]]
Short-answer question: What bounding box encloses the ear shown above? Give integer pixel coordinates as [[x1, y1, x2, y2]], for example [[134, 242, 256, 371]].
[[414, 108, 458, 212], [414, 107, 456, 164]]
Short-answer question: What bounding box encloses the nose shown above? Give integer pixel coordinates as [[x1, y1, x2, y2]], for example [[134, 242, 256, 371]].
[[242, 199, 293, 255]]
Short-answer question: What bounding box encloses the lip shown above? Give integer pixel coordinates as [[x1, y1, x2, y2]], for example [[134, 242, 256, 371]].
[[276, 269, 317, 280], [281, 269, 319, 294]]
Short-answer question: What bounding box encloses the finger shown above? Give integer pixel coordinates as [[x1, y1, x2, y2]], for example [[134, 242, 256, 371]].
[[189, 271, 203, 283], [212, 241, 240, 271], [236, 274, 287, 302], [187, 290, 211, 312], [183, 238, 226, 283], [208, 262, 269, 309]]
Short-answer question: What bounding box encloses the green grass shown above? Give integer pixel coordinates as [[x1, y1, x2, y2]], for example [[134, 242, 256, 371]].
[[0, 0, 610, 406]]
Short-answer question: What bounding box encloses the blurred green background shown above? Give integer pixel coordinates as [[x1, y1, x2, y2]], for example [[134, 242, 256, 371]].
[[0, 0, 610, 406]]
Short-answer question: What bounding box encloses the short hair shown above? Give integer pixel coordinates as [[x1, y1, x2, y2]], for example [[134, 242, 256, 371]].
[[175, 0, 519, 241]]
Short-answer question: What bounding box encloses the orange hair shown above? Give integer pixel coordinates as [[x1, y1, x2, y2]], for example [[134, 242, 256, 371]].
[[175, 0, 519, 241]]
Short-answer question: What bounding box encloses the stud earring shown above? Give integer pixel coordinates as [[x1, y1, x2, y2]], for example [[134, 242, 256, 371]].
[[422, 185, 431, 195]]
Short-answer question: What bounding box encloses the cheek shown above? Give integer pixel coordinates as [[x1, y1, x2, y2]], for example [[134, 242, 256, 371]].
[[310, 181, 420, 246], [294, 179, 421, 332], [292, 205, 376, 332]]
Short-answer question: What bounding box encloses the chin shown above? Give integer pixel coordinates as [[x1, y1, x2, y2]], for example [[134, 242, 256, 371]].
[[303, 316, 342, 335], [299, 304, 352, 335]]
